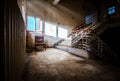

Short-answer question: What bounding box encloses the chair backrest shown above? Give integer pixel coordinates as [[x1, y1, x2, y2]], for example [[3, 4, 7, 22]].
[[35, 36, 44, 42]]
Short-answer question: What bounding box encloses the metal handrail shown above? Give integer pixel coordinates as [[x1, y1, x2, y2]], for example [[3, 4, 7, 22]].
[[71, 29, 117, 63]]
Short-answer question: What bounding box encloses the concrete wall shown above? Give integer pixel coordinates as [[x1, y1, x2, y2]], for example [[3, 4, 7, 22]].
[[96, 0, 120, 34], [27, 0, 85, 27], [98, 0, 120, 21]]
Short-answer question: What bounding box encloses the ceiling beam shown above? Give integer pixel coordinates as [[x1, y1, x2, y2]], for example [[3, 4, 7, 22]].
[[53, 0, 61, 5]]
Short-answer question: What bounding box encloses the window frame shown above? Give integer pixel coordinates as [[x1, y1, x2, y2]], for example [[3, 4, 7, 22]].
[[27, 16, 43, 32]]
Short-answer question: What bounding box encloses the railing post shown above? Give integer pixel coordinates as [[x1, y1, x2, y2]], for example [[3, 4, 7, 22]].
[[98, 38, 99, 56]]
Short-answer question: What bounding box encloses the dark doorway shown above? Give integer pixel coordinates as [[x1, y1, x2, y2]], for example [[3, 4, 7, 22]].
[[100, 26, 120, 65]]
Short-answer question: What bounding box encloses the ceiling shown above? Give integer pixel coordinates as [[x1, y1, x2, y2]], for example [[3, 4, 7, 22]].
[[26, 0, 119, 27]]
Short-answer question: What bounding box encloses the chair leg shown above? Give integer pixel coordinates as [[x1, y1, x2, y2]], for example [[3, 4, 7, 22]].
[[44, 44, 46, 51]]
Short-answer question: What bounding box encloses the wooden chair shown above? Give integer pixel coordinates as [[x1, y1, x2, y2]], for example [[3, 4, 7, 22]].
[[35, 35, 46, 51]]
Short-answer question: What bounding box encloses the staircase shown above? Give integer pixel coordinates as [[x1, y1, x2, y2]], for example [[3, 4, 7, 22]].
[[57, 39, 71, 46], [55, 39, 89, 58], [55, 39, 71, 52], [54, 14, 119, 64], [70, 22, 119, 64], [54, 19, 110, 59]]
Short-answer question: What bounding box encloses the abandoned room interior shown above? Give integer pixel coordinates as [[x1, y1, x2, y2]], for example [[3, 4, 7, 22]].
[[1, 0, 120, 81]]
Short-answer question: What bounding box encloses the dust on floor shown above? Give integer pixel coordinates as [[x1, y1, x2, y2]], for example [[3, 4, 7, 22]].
[[23, 48, 120, 81]]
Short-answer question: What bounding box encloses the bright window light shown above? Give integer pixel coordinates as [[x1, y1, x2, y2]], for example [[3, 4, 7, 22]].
[[27, 16, 35, 31], [108, 6, 115, 15], [85, 16, 92, 25], [36, 18, 43, 31], [45, 22, 57, 37], [27, 16, 43, 31], [58, 27, 68, 39]]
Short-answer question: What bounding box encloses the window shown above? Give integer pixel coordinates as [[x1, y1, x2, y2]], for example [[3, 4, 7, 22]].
[[36, 18, 43, 31], [27, 16, 43, 31], [85, 16, 92, 25], [108, 6, 115, 15], [45, 22, 57, 37], [58, 27, 68, 39], [27, 16, 35, 31], [27, 16, 68, 39]]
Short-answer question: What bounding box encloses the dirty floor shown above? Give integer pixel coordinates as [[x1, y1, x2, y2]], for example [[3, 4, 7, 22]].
[[23, 48, 120, 81]]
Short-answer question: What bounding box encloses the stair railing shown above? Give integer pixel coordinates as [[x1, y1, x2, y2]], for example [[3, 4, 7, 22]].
[[72, 30, 118, 63]]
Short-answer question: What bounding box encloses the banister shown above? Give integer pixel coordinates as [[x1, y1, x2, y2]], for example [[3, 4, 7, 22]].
[[71, 28, 116, 63]]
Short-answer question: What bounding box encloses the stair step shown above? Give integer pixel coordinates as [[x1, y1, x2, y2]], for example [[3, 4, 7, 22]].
[[55, 45, 69, 52], [57, 39, 71, 46], [55, 45, 89, 58]]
